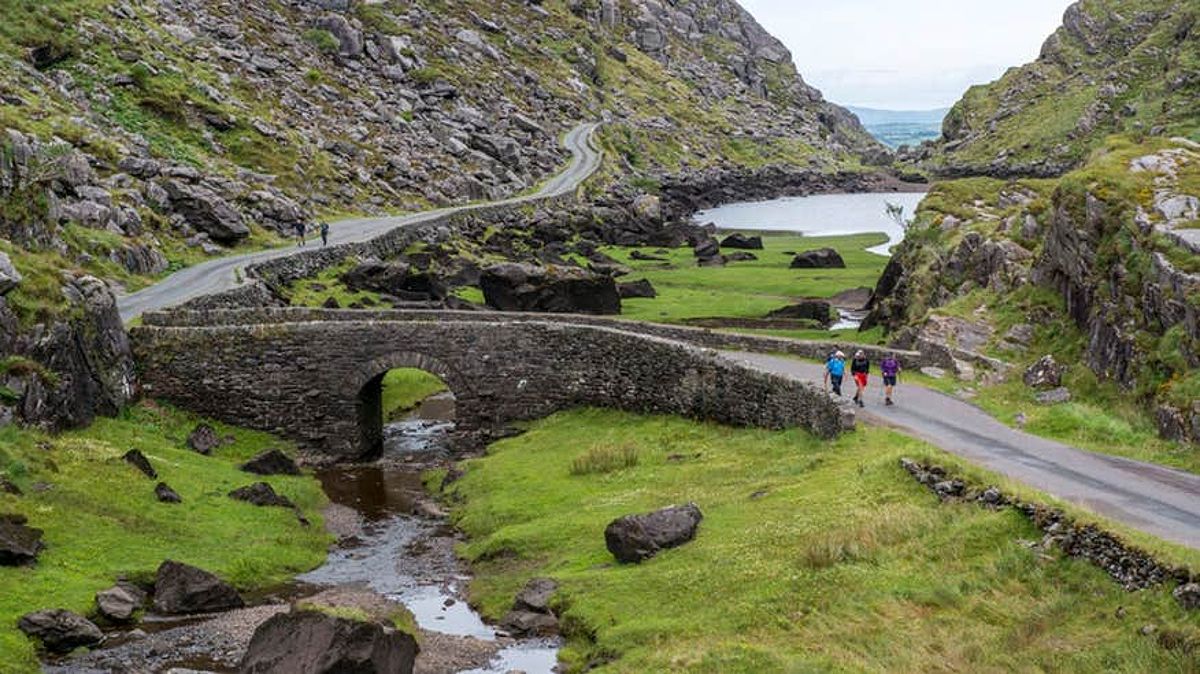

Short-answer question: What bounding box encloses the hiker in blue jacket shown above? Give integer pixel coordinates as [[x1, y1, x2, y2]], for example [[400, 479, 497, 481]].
[[824, 350, 846, 396]]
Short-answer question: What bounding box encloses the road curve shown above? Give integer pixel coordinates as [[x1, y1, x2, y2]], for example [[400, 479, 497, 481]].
[[118, 122, 603, 322], [724, 351, 1200, 550]]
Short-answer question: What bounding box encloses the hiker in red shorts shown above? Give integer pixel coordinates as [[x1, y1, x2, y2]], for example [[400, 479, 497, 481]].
[[850, 350, 870, 408]]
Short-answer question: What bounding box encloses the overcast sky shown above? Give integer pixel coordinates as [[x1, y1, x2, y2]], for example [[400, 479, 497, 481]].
[[737, 0, 1076, 110]]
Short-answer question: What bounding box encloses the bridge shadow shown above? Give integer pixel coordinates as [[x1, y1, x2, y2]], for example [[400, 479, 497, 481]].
[[355, 352, 463, 459]]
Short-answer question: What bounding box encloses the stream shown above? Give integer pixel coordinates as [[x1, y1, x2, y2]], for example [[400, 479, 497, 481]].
[[48, 392, 560, 674]]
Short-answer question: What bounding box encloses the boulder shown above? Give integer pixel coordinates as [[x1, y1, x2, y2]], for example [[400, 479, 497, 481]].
[[153, 560, 244, 615], [340, 262, 445, 301], [1174, 583, 1200, 611], [123, 449, 157, 479], [0, 251, 22, 295], [155, 482, 182, 504], [186, 423, 221, 455], [725, 251, 758, 262], [766, 300, 833, 326], [0, 514, 42, 565], [1023, 355, 1065, 389], [95, 583, 146, 622], [480, 263, 620, 315], [618, 279, 657, 299], [513, 577, 557, 613], [790, 248, 846, 269], [241, 449, 301, 476], [239, 609, 418, 674], [604, 502, 703, 564], [500, 609, 558, 637], [229, 482, 295, 508], [720, 233, 763, 250], [161, 180, 249, 244], [316, 14, 364, 58], [1035, 387, 1072, 405], [630, 250, 667, 262], [17, 609, 103, 653], [692, 238, 720, 259]]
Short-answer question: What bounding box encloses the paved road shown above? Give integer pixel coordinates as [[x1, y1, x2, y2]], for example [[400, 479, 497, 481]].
[[117, 123, 603, 322], [725, 351, 1200, 550]]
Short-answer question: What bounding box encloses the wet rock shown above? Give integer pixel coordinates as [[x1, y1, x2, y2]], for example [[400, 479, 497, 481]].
[[513, 577, 558, 613], [186, 423, 221, 455], [604, 502, 703, 564], [17, 609, 103, 653], [229, 482, 294, 508], [240, 449, 301, 476], [720, 233, 763, 250], [239, 609, 418, 674], [1173, 583, 1200, 611], [618, 279, 657, 299], [153, 560, 244, 615], [1024, 355, 1065, 389], [0, 515, 43, 565], [96, 583, 147, 622], [1035, 387, 1072, 405], [155, 482, 182, 504], [123, 449, 157, 479], [480, 263, 620, 315], [790, 248, 845, 269], [500, 609, 559, 638]]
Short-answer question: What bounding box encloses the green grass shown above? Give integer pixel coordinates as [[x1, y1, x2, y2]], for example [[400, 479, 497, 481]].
[[0, 402, 330, 671], [381, 368, 448, 421], [603, 232, 888, 324], [449, 409, 1198, 673], [285, 257, 383, 309]]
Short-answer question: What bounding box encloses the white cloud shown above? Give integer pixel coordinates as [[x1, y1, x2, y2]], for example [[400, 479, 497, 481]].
[[737, 0, 1075, 109]]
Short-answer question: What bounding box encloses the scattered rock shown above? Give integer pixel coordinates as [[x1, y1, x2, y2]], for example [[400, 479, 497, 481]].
[[1173, 583, 1200, 611], [480, 263, 620, 315], [500, 609, 558, 638], [692, 238, 720, 259], [766, 300, 833, 326], [0, 475, 21, 495], [1035, 387, 1072, 405], [155, 482, 182, 504], [720, 233, 763, 250], [123, 449, 157, 479], [17, 609, 103, 653], [618, 279, 657, 299], [630, 250, 667, 261], [238, 609, 418, 674], [0, 515, 43, 565], [153, 560, 244, 615], [1003, 323, 1035, 348], [790, 248, 846, 269], [513, 577, 557, 613], [240, 449, 301, 476], [0, 251, 22, 295], [186, 423, 221, 455], [229, 482, 295, 508], [1023, 355, 1065, 389], [95, 583, 147, 622], [724, 251, 758, 262], [604, 502, 703, 564]]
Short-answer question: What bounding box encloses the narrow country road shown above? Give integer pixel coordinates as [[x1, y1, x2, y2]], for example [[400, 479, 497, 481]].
[[725, 351, 1200, 550], [117, 123, 602, 322]]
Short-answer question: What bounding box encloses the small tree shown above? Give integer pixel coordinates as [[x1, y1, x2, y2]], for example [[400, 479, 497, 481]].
[[885, 201, 912, 231]]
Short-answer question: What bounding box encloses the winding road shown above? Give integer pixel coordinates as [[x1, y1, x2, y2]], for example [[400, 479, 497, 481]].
[[116, 119, 1200, 552], [117, 122, 603, 322], [726, 352, 1200, 550]]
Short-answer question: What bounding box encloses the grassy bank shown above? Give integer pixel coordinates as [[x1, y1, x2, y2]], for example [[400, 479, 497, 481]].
[[448, 409, 1198, 673], [0, 402, 330, 671], [382, 368, 448, 421]]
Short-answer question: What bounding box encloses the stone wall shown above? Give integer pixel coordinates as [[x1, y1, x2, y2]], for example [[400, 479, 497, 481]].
[[133, 310, 848, 460]]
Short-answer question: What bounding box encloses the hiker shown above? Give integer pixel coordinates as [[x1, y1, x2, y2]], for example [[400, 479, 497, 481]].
[[824, 350, 846, 396], [850, 350, 870, 408], [320, 221, 330, 247], [294, 221, 307, 247], [881, 353, 901, 406]]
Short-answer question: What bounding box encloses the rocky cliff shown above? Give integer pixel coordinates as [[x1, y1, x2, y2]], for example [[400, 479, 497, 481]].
[[915, 0, 1198, 177]]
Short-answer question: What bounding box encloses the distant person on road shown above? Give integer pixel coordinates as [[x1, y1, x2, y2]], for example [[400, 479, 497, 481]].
[[320, 221, 330, 247], [294, 221, 307, 247], [850, 350, 870, 408], [824, 350, 846, 396], [881, 353, 901, 406]]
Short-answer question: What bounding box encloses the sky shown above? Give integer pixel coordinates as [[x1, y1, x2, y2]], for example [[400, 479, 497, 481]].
[[737, 0, 1076, 110]]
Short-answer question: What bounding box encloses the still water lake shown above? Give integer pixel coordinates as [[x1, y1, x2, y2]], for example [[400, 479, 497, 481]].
[[694, 191, 927, 256]]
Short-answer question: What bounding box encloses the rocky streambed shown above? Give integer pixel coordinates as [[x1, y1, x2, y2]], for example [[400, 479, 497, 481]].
[[46, 394, 559, 674]]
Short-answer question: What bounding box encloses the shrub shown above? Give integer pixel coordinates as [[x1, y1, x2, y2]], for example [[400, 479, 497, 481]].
[[302, 28, 339, 54], [570, 443, 639, 476]]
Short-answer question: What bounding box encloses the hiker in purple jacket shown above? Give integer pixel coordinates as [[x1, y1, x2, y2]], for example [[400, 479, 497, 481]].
[[881, 353, 901, 406]]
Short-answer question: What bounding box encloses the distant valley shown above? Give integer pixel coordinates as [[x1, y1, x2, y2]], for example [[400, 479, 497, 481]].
[[847, 105, 949, 148]]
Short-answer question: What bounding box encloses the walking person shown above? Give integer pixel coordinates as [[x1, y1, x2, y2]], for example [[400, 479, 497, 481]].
[[881, 353, 901, 406], [319, 220, 330, 247], [850, 350, 870, 408], [294, 221, 307, 247], [824, 350, 846, 396]]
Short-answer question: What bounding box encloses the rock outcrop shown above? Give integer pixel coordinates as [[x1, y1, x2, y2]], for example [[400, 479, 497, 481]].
[[153, 560, 245, 615], [480, 263, 621, 315], [17, 609, 104, 654], [239, 609, 418, 674]]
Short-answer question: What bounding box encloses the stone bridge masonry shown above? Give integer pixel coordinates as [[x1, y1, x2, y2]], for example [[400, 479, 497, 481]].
[[133, 309, 850, 460]]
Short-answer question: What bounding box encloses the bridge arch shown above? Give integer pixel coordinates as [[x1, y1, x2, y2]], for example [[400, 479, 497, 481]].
[[349, 351, 470, 458]]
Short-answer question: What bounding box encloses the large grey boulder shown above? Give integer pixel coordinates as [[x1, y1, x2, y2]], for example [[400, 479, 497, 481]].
[[720, 233, 763, 250], [604, 503, 703, 564], [96, 583, 147, 622], [791, 248, 846, 269], [17, 609, 103, 653], [481, 263, 620, 315], [0, 514, 43, 565], [161, 180, 249, 244], [0, 252, 22, 295], [153, 560, 244, 615], [316, 14, 364, 58], [239, 609, 418, 674]]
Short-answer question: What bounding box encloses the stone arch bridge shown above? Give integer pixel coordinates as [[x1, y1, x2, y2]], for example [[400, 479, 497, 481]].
[[132, 308, 851, 460]]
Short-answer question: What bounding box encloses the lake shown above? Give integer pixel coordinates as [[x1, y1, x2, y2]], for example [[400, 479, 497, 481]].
[[693, 191, 927, 256]]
